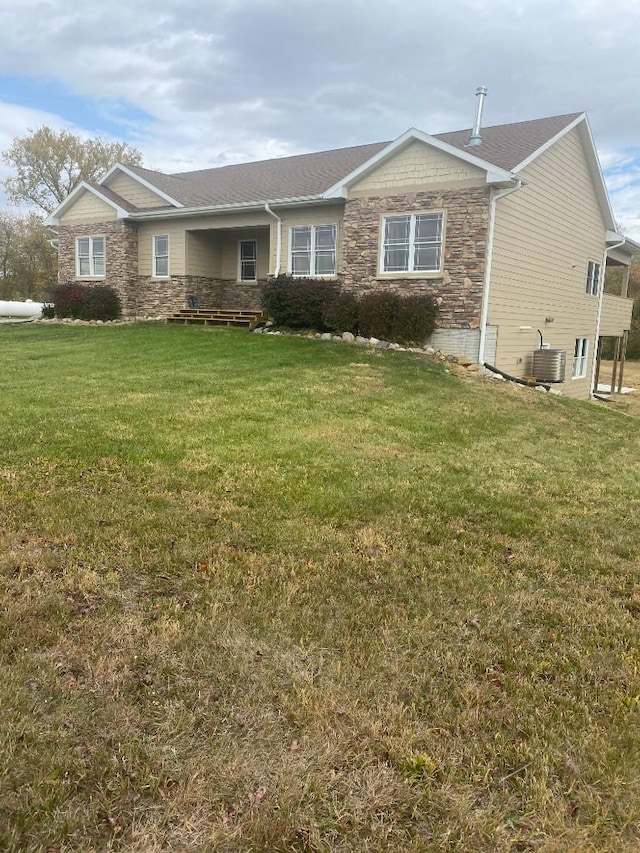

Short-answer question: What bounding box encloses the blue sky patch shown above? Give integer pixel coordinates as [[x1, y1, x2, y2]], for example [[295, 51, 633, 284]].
[[0, 75, 151, 140]]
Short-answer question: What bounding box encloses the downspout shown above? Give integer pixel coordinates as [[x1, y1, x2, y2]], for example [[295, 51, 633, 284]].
[[590, 235, 626, 398], [264, 203, 282, 276], [478, 180, 523, 366]]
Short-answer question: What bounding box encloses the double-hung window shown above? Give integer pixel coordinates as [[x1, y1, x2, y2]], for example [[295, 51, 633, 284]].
[[76, 236, 105, 277], [572, 337, 589, 379], [586, 261, 600, 296], [290, 225, 336, 276], [239, 240, 257, 281], [381, 212, 443, 274], [153, 235, 169, 277]]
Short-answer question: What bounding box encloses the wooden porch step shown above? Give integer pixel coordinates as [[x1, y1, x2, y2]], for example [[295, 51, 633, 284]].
[[166, 308, 268, 330]]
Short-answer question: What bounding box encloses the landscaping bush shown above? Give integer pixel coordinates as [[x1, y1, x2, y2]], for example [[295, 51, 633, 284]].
[[358, 291, 438, 345], [50, 282, 121, 321], [262, 275, 339, 329], [322, 291, 360, 335], [262, 277, 438, 345], [49, 282, 87, 318], [79, 285, 122, 321], [357, 292, 398, 340], [391, 294, 439, 344]]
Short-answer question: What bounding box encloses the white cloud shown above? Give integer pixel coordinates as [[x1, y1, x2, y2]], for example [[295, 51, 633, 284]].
[[0, 0, 638, 234]]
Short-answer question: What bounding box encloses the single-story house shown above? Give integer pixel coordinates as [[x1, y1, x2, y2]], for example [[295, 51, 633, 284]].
[[45, 110, 639, 400]]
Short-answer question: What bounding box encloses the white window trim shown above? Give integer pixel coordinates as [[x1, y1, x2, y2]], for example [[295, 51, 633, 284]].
[[75, 235, 105, 278], [152, 235, 170, 278], [238, 239, 258, 282], [572, 337, 589, 379], [586, 260, 601, 296], [378, 210, 445, 277], [289, 224, 337, 277]]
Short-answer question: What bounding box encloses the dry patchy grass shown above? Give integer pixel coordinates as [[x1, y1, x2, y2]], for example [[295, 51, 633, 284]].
[[1, 324, 639, 851]]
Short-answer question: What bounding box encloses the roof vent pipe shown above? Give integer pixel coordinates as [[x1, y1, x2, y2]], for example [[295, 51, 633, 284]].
[[469, 86, 488, 147]]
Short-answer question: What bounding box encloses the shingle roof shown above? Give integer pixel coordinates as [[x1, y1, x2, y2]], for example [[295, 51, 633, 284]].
[[123, 113, 583, 211], [434, 113, 583, 171], [87, 182, 138, 213], [127, 141, 390, 208]]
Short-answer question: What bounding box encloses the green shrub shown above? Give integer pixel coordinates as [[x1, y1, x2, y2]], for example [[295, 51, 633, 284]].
[[358, 291, 438, 345], [262, 277, 438, 345], [392, 294, 438, 344], [262, 275, 339, 329], [322, 291, 360, 334], [79, 286, 122, 321], [50, 282, 121, 321], [357, 292, 398, 340]]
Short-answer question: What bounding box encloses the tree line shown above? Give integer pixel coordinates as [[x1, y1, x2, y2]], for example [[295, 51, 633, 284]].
[[1, 126, 142, 301]]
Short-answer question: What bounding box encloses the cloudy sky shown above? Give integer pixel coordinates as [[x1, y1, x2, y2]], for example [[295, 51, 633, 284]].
[[0, 0, 637, 235]]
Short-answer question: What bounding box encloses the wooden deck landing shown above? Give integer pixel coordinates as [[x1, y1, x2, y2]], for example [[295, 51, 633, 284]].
[[166, 309, 268, 330]]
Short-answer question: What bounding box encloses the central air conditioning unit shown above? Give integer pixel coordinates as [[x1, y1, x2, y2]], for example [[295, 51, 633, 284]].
[[532, 331, 566, 383]]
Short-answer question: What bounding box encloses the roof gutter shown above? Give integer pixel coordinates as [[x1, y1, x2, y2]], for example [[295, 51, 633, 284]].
[[264, 203, 282, 276], [590, 234, 626, 399], [128, 194, 328, 221], [478, 179, 523, 365]]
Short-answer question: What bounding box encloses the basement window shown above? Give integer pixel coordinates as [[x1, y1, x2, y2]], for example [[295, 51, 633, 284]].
[[572, 337, 589, 379], [380, 212, 443, 274], [586, 261, 601, 296], [76, 236, 105, 277], [290, 225, 336, 276], [153, 235, 169, 277]]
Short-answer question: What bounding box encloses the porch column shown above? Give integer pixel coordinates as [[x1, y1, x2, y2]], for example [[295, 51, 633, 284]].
[[593, 336, 602, 392], [617, 330, 629, 393], [610, 337, 621, 394]]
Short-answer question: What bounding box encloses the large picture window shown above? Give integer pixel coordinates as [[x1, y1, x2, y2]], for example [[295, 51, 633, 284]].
[[76, 236, 105, 277], [290, 225, 336, 276], [153, 235, 169, 277], [381, 212, 443, 274]]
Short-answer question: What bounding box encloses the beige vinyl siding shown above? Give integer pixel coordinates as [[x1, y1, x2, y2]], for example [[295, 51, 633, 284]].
[[600, 293, 633, 337], [138, 222, 186, 276], [59, 190, 117, 223], [349, 141, 486, 197], [105, 172, 171, 209], [218, 229, 269, 280], [186, 231, 222, 278], [280, 205, 345, 275], [137, 206, 348, 277], [489, 127, 607, 400]]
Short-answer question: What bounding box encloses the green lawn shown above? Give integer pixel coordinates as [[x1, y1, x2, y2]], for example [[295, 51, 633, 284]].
[[1, 323, 639, 852]]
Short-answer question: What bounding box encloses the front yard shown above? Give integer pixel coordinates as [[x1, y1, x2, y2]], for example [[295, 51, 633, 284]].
[[1, 323, 639, 851]]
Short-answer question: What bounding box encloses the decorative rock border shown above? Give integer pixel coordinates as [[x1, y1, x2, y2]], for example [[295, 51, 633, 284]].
[[253, 322, 479, 370]]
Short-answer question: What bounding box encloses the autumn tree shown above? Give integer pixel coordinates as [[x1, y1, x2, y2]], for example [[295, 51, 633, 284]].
[[0, 212, 57, 300], [2, 126, 143, 215]]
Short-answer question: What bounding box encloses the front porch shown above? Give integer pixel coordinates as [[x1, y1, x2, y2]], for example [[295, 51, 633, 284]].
[[135, 221, 273, 319], [183, 223, 271, 312]]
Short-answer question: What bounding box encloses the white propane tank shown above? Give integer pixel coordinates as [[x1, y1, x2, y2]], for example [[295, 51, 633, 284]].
[[0, 300, 45, 318]]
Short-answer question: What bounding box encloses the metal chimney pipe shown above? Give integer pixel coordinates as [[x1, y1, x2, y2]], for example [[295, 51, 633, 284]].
[[469, 86, 488, 147]]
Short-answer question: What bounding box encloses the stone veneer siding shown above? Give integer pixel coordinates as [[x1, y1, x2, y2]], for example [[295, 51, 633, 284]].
[[58, 221, 139, 317], [135, 277, 266, 316], [58, 221, 266, 318], [341, 188, 490, 329]]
